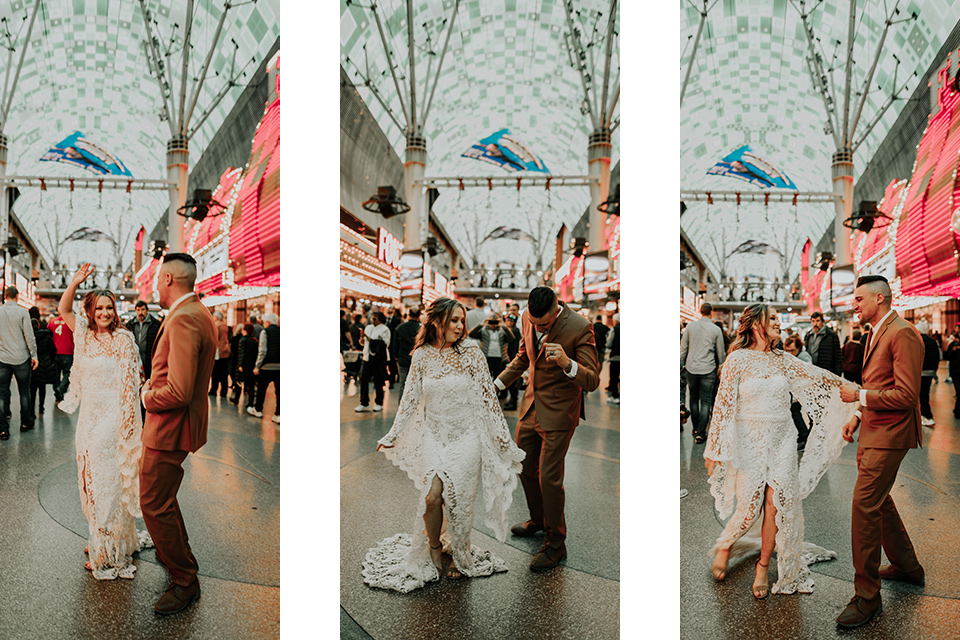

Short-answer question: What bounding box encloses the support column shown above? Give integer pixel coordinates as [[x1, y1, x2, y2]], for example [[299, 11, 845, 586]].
[[404, 134, 427, 251], [0, 134, 7, 253], [831, 150, 854, 266], [166, 137, 189, 253], [588, 131, 612, 251]]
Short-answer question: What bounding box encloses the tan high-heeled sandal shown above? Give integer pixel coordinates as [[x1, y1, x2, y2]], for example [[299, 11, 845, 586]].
[[753, 559, 770, 599]]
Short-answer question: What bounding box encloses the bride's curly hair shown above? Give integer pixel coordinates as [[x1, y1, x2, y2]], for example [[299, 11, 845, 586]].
[[412, 297, 467, 354], [728, 303, 780, 355], [82, 289, 122, 334]]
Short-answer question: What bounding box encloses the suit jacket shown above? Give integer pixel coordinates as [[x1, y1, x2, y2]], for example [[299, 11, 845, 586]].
[[859, 311, 923, 449], [142, 295, 218, 452], [497, 303, 600, 431]]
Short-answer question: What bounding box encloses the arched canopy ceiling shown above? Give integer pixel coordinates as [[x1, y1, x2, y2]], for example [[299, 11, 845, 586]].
[[1, 0, 278, 271], [340, 0, 620, 269], [680, 0, 958, 282]]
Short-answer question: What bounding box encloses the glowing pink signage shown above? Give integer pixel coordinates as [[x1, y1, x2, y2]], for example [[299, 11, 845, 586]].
[[377, 227, 403, 270], [895, 56, 960, 297]]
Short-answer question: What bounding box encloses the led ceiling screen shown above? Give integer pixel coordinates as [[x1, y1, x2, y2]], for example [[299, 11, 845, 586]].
[[341, 0, 620, 269], [0, 0, 278, 271], [680, 0, 959, 283]]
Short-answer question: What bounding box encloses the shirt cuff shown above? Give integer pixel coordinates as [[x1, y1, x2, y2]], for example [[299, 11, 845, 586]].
[[854, 410, 862, 420], [859, 389, 867, 407], [564, 360, 578, 379], [494, 378, 506, 391]]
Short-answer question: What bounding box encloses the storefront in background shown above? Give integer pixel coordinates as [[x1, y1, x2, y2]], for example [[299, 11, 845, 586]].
[[340, 209, 402, 311], [136, 51, 280, 327]]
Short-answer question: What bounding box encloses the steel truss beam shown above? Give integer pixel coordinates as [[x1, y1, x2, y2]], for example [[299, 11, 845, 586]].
[[417, 175, 599, 189], [4, 176, 176, 191], [681, 189, 841, 203]]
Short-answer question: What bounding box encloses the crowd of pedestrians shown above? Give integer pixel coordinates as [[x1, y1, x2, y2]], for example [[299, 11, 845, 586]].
[[345, 297, 621, 413]]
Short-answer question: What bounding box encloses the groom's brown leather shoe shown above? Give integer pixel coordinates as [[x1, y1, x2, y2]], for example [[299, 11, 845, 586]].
[[879, 564, 925, 586], [510, 520, 544, 537], [836, 594, 882, 628], [530, 543, 566, 572], [155, 579, 201, 615]]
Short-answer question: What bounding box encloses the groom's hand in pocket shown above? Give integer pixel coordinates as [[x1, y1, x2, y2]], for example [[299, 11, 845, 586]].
[[842, 416, 860, 442]]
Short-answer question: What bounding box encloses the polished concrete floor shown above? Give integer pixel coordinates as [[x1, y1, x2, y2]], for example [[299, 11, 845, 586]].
[[340, 363, 621, 640], [0, 380, 280, 640], [681, 363, 960, 639]]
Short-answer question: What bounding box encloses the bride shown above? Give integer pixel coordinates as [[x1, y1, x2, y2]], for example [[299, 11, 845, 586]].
[[58, 263, 152, 579], [362, 297, 525, 593], [705, 304, 856, 598]]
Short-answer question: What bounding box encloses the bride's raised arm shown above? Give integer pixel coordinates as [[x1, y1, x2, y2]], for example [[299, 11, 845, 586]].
[[58, 263, 96, 332]]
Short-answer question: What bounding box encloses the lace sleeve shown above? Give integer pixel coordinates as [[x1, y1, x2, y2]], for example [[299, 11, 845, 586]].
[[781, 353, 857, 499], [462, 341, 524, 455], [461, 341, 525, 541], [704, 351, 743, 463], [378, 347, 424, 448], [59, 315, 87, 414], [116, 330, 144, 519]]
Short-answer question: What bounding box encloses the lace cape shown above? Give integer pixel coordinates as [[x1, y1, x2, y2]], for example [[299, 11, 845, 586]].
[[377, 340, 525, 540], [61, 314, 151, 579], [704, 348, 856, 593], [363, 340, 525, 592]]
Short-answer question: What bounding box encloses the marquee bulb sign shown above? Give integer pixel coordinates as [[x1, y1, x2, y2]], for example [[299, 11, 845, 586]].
[[377, 227, 403, 270]]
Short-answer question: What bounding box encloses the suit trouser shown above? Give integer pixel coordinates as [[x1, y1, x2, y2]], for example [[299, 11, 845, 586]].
[[852, 446, 921, 600], [516, 418, 576, 549], [140, 447, 199, 587]]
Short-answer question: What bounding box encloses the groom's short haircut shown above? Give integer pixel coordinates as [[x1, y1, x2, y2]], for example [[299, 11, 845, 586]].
[[856, 275, 892, 304], [700, 302, 713, 316], [162, 252, 198, 288], [528, 286, 557, 318], [4, 286, 16, 299]]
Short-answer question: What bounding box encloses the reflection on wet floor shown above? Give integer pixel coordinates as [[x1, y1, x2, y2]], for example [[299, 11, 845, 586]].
[[0, 381, 279, 639], [340, 366, 621, 639], [681, 365, 960, 639]]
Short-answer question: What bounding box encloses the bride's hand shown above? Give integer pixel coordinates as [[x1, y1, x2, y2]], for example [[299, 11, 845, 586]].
[[70, 263, 95, 288], [705, 458, 718, 476]]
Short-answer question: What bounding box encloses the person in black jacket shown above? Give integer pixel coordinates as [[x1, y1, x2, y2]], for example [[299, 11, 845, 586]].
[[593, 316, 609, 371], [502, 313, 522, 410], [804, 311, 842, 375], [945, 335, 960, 418], [237, 323, 259, 411], [228, 325, 242, 403], [393, 307, 422, 399], [30, 318, 58, 418], [919, 322, 940, 426], [125, 300, 161, 380]]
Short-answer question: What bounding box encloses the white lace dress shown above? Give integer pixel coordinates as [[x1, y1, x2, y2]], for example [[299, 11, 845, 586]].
[[60, 315, 152, 580], [361, 340, 526, 593], [705, 348, 857, 594]]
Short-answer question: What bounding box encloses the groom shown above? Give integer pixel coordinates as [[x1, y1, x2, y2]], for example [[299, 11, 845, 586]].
[[494, 287, 599, 571], [140, 253, 218, 615], [837, 275, 925, 628]]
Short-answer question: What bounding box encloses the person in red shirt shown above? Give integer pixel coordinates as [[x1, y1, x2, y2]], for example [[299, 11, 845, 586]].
[[47, 312, 75, 402]]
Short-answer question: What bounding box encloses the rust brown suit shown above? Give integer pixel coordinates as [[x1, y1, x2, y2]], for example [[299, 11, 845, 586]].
[[140, 295, 218, 587], [497, 303, 599, 548], [853, 310, 924, 600]]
